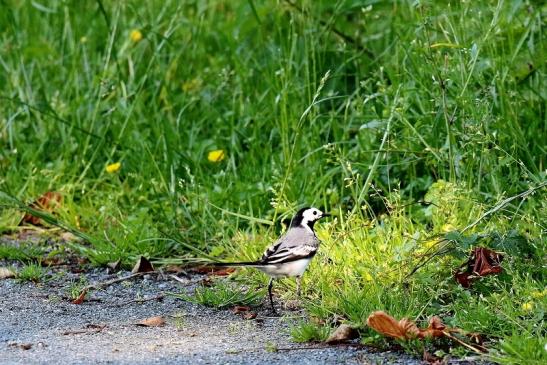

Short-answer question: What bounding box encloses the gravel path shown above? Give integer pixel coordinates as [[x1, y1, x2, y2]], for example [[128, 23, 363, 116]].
[[0, 264, 424, 365]]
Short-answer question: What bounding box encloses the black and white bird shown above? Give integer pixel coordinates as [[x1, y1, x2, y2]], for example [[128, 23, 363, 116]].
[[215, 207, 329, 313]]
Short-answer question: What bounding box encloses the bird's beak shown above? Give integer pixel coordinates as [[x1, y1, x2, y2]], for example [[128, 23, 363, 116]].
[[321, 213, 331, 218]]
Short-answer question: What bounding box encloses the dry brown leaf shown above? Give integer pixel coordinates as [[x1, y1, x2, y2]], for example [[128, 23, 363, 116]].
[[423, 350, 444, 364], [107, 260, 121, 272], [22, 191, 63, 226], [325, 324, 359, 344], [165, 265, 186, 273], [131, 256, 154, 273], [421, 316, 446, 338], [455, 247, 503, 288], [0, 267, 16, 279], [231, 305, 251, 314], [72, 290, 87, 305], [243, 312, 258, 320], [366, 311, 413, 340], [367, 311, 447, 340], [136, 316, 165, 327]]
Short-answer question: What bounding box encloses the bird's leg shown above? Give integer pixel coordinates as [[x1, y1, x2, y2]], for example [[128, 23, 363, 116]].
[[296, 276, 302, 298], [268, 277, 277, 315]]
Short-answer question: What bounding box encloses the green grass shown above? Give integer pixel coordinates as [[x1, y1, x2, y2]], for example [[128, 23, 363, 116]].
[[17, 263, 46, 283], [0, 0, 545, 362], [172, 280, 265, 309], [290, 321, 331, 343]]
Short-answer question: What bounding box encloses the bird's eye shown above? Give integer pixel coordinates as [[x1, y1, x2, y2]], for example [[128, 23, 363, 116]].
[[313, 211, 317, 215]]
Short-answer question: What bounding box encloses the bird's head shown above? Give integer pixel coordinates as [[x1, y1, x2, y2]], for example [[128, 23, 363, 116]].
[[290, 207, 330, 230]]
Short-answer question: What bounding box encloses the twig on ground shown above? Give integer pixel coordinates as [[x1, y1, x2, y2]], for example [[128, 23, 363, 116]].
[[169, 274, 189, 285], [110, 293, 165, 307], [62, 324, 107, 336], [82, 272, 148, 292]]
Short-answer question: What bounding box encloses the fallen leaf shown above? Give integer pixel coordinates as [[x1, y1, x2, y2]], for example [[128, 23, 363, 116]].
[[243, 312, 258, 320], [60, 232, 78, 242], [107, 260, 121, 272], [423, 350, 443, 364], [366, 311, 447, 340], [72, 290, 87, 305], [231, 305, 251, 314], [366, 311, 416, 340], [136, 316, 165, 327], [455, 247, 503, 287], [0, 267, 16, 279], [326, 324, 359, 344], [22, 191, 62, 226], [131, 256, 154, 273], [422, 316, 446, 338], [165, 265, 187, 274], [41, 257, 65, 266]]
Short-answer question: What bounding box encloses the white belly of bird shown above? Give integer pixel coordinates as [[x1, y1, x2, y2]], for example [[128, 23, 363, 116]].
[[259, 258, 312, 278]]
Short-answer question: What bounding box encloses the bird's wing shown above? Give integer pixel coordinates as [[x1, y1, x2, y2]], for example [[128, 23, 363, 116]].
[[259, 228, 319, 264]]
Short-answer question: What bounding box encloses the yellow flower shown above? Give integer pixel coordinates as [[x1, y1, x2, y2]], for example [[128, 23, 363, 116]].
[[130, 29, 143, 43], [106, 162, 121, 173], [363, 272, 373, 281], [208, 150, 225, 162], [522, 302, 534, 312]]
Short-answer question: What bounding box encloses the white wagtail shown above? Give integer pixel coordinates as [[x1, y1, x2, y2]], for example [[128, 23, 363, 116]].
[[215, 207, 330, 313]]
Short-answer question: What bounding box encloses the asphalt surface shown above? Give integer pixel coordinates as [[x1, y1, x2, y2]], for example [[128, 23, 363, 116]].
[[0, 264, 426, 365]]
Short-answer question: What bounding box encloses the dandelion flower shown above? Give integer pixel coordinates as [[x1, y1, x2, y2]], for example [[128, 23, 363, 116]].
[[130, 29, 143, 43], [106, 162, 121, 173], [208, 150, 225, 162], [522, 302, 534, 312]]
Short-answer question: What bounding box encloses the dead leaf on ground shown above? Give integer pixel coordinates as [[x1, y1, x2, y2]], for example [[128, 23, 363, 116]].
[[21, 191, 63, 226], [231, 305, 251, 314], [136, 316, 165, 327], [0, 267, 16, 279], [455, 247, 503, 288], [131, 256, 154, 273], [107, 260, 121, 272], [423, 350, 444, 364], [366, 311, 447, 340], [72, 290, 87, 305], [325, 324, 359, 344], [164, 264, 187, 274], [60, 231, 78, 242], [243, 312, 258, 320]]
